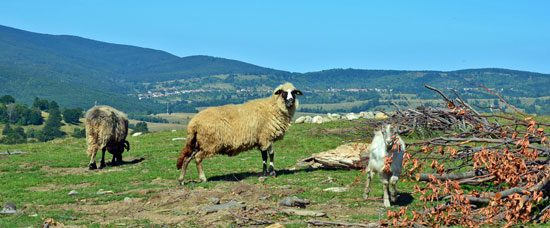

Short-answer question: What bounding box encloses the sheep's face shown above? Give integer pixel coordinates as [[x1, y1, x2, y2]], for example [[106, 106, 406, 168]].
[[275, 88, 303, 108]]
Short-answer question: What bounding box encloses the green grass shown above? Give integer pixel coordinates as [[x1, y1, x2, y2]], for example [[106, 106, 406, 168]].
[[0, 117, 525, 227]]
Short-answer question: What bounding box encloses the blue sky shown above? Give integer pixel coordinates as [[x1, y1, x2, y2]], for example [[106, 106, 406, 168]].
[[1, 1, 549, 73]]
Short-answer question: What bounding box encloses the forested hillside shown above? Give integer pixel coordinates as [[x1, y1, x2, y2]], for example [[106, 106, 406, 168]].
[[1, 24, 549, 114]]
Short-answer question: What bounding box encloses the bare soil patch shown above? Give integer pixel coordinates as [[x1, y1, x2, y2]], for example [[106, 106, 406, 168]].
[[42, 181, 377, 227]]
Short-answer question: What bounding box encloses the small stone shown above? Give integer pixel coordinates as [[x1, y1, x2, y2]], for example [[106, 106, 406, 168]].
[[132, 132, 143, 137], [0, 202, 17, 214], [201, 201, 245, 213], [171, 137, 186, 141], [258, 176, 267, 183], [281, 208, 326, 217], [96, 189, 114, 195], [68, 190, 79, 196], [279, 196, 311, 208], [265, 223, 285, 228], [207, 197, 220, 205], [124, 197, 132, 203], [260, 196, 269, 201], [323, 187, 347, 192]]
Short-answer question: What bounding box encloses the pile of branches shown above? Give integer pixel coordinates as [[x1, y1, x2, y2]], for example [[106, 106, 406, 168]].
[[384, 84, 550, 227]]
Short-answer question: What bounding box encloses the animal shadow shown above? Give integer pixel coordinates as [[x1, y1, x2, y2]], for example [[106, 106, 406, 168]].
[[207, 167, 315, 182], [394, 192, 414, 206], [107, 157, 145, 167]]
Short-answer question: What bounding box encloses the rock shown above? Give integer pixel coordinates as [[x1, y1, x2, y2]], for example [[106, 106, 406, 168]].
[[360, 111, 375, 119], [171, 137, 186, 141], [312, 116, 324, 124], [124, 197, 132, 203], [279, 196, 311, 208], [265, 223, 285, 228], [260, 196, 269, 201], [323, 187, 347, 192], [0, 202, 17, 214], [171, 129, 177, 132], [96, 189, 114, 195], [201, 201, 245, 213], [68, 190, 79, 196], [281, 208, 326, 217], [303, 116, 312, 123], [258, 176, 267, 183], [132, 132, 143, 137], [322, 117, 331, 123], [207, 197, 220, 205], [374, 112, 388, 119], [345, 113, 359, 120], [326, 113, 338, 120], [295, 116, 307, 123]]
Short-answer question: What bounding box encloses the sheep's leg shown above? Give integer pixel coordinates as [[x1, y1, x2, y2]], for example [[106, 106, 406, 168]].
[[261, 149, 269, 176], [177, 150, 196, 185], [195, 156, 207, 183], [383, 181, 391, 208], [363, 169, 373, 199], [267, 145, 276, 176], [87, 144, 99, 170], [390, 176, 399, 203], [111, 155, 116, 166], [99, 148, 106, 169], [116, 153, 123, 164]]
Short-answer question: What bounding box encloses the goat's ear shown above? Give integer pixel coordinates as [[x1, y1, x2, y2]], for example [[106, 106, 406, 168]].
[[294, 90, 303, 95], [274, 89, 282, 95]]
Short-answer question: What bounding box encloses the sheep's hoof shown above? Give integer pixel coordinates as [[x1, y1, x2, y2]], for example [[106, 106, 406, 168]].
[[268, 166, 276, 176], [99, 162, 106, 169], [88, 163, 97, 170]]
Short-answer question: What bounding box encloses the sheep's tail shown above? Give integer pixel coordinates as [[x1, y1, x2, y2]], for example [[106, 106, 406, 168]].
[[177, 131, 196, 169], [124, 140, 130, 151]]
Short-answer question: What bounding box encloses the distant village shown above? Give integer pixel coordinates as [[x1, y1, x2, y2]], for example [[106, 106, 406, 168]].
[[137, 86, 502, 100]]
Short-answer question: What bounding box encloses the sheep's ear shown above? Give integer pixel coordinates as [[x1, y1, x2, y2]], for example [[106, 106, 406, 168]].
[[294, 90, 303, 95], [274, 89, 282, 95]]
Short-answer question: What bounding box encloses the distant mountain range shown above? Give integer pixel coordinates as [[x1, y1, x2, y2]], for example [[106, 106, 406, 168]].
[[0, 24, 548, 112]]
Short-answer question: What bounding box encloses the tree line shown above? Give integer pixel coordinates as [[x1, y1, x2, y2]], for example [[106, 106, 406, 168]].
[[0, 95, 85, 144]]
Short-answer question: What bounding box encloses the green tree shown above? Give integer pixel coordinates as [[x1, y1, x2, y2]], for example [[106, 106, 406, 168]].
[[2, 123, 13, 135], [48, 101, 59, 112], [32, 97, 50, 110], [134, 121, 149, 133], [0, 124, 26, 144], [37, 109, 64, 142], [71, 128, 86, 138], [0, 95, 15, 104], [28, 108, 43, 125], [62, 108, 83, 124]]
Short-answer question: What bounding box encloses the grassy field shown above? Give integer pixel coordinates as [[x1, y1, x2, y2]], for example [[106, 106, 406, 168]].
[[0, 119, 426, 227]]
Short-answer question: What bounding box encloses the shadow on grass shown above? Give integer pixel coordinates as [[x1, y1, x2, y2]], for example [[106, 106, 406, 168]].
[[394, 192, 414, 207], [207, 167, 317, 182], [107, 157, 145, 167]]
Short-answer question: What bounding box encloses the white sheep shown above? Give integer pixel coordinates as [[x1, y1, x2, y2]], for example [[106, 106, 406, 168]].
[[363, 124, 405, 207], [176, 83, 302, 184]]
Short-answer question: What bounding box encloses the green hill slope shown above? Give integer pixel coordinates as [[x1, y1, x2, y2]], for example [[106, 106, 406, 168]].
[[1, 24, 549, 113]]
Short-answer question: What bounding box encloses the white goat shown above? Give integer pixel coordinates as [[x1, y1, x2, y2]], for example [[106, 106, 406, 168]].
[[363, 124, 405, 207]]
